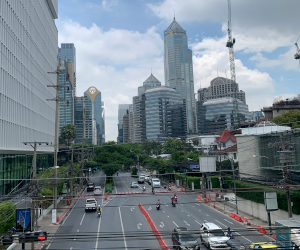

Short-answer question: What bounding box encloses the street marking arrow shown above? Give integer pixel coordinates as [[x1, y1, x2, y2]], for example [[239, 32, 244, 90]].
[[137, 223, 142, 229], [130, 207, 134, 212], [184, 221, 191, 227], [159, 222, 165, 228], [148, 207, 152, 211]]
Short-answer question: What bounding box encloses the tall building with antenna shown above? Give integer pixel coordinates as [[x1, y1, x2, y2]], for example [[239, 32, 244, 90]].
[[164, 18, 196, 134]]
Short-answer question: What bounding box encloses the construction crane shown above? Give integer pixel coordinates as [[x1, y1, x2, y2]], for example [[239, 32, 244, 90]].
[[226, 0, 238, 128], [294, 35, 300, 63]]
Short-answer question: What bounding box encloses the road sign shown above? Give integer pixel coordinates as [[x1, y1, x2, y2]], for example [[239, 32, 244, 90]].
[[16, 209, 31, 232], [190, 165, 199, 169]]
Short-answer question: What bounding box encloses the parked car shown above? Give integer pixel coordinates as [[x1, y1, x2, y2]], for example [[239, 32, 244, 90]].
[[93, 186, 102, 196], [85, 198, 97, 212], [200, 222, 230, 250], [130, 182, 138, 188], [138, 176, 145, 184], [151, 178, 161, 188], [87, 182, 95, 192], [172, 227, 200, 250]]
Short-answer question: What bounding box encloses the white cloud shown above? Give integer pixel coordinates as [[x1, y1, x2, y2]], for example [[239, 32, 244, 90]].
[[85, 0, 118, 11], [58, 19, 164, 141]]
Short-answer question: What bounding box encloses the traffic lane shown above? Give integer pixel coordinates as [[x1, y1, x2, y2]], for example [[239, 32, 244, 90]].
[[88, 170, 106, 188], [174, 194, 272, 244], [114, 172, 131, 193], [48, 192, 102, 249], [118, 196, 161, 249], [136, 194, 206, 249]]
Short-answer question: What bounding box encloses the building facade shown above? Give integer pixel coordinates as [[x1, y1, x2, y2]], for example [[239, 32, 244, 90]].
[[58, 59, 75, 134], [198, 77, 246, 104], [145, 86, 184, 141], [164, 18, 196, 134], [0, 0, 58, 195], [197, 97, 252, 134], [118, 104, 130, 143], [138, 74, 161, 95], [84, 87, 105, 145]]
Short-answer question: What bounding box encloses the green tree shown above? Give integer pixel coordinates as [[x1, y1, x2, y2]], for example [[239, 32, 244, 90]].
[[59, 124, 76, 145], [272, 109, 300, 129], [131, 167, 138, 176], [193, 140, 199, 146], [163, 137, 193, 154]]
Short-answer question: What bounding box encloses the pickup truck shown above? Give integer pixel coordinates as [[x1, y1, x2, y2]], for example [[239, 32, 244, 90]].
[[85, 198, 97, 212]]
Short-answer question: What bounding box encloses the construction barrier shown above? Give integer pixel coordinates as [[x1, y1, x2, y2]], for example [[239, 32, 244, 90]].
[[105, 195, 108, 201], [243, 217, 250, 225], [214, 202, 216, 209], [229, 213, 235, 218], [138, 203, 169, 250], [197, 195, 201, 201], [274, 234, 276, 240], [256, 225, 267, 234], [234, 215, 243, 222], [181, 188, 183, 192], [204, 198, 208, 203]]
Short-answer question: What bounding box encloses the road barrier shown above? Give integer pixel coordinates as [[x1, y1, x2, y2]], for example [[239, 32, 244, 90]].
[[256, 225, 267, 234], [243, 217, 250, 225], [104, 195, 108, 201], [197, 195, 201, 201], [138, 203, 169, 250], [234, 215, 243, 222], [229, 213, 235, 218]]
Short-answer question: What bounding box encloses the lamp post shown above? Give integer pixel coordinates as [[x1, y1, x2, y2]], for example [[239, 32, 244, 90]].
[[227, 157, 238, 214]]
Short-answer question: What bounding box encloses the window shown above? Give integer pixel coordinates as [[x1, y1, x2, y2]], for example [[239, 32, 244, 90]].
[[234, 153, 237, 159]]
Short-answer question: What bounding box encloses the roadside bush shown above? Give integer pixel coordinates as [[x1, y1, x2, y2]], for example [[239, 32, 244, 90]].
[[175, 174, 220, 189], [131, 167, 138, 178], [0, 202, 16, 234]]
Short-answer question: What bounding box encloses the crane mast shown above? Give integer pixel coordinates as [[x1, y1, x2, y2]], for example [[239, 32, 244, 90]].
[[226, 0, 238, 128], [294, 42, 300, 61]]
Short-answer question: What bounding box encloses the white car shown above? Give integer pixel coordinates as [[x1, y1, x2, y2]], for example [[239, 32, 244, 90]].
[[151, 178, 161, 188], [85, 198, 97, 212], [200, 223, 230, 250], [93, 186, 102, 196]]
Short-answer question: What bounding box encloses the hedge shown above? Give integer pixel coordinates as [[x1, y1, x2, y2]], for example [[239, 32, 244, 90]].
[[175, 173, 220, 189], [0, 202, 16, 234], [224, 179, 300, 215]]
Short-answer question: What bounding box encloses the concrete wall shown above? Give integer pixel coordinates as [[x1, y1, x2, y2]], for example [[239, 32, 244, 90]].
[[237, 197, 300, 224]]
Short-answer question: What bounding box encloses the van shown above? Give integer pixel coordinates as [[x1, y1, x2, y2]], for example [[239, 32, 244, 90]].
[[138, 176, 145, 184], [200, 223, 230, 250], [151, 178, 161, 188]]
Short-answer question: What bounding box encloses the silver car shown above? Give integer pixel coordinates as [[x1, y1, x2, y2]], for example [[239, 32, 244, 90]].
[[130, 182, 138, 188]]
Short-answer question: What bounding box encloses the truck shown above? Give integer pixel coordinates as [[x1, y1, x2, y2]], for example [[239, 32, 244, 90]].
[[85, 198, 97, 212], [275, 220, 300, 249]]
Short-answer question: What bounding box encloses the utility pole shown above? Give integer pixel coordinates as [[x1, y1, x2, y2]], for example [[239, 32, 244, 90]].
[[70, 146, 74, 203], [47, 67, 68, 209], [80, 106, 86, 189], [229, 158, 238, 214]]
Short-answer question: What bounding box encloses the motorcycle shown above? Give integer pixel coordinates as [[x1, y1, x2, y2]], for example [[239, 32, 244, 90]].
[[97, 210, 101, 217], [171, 197, 177, 207], [156, 204, 160, 210], [143, 186, 146, 192], [168, 185, 171, 191]]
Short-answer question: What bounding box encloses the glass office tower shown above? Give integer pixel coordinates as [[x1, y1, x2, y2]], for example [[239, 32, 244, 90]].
[[164, 18, 195, 134]]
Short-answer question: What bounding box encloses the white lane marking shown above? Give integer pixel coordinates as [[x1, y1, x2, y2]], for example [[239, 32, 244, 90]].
[[130, 207, 135, 212], [163, 211, 165, 213], [61, 192, 82, 227], [215, 220, 227, 228], [159, 222, 165, 228], [187, 215, 190, 217], [195, 220, 202, 226], [204, 220, 208, 223], [165, 203, 168, 207], [235, 232, 241, 235], [181, 210, 184, 212], [120, 197, 130, 207], [94, 207, 102, 249], [77, 229, 79, 232], [118, 207, 128, 250], [242, 236, 252, 242], [199, 210, 201, 211], [172, 221, 179, 227], [70, 248, 73, 250], [167, 216, 170, 218], [80, 212, 86, 226], [148, 206, 152, 211], [224, 219, 233, 225], [206, 214, 209, 216], [184, 221, 191, 227], [137, 223, 142, 229], [193, 206, 195, 207]]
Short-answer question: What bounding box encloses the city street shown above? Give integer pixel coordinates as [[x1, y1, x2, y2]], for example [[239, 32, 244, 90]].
[[45, 171, 274, 249]]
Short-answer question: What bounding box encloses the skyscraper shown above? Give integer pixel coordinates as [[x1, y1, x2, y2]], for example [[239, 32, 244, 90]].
[[84, 87, 105, 145], [164, 18, 195, 134], [58, 43, 76, 95], [118, 104, 130, 143], [0, 0, 58, 195]]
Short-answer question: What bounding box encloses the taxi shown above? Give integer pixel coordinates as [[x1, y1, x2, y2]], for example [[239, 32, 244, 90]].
[[250, 242, 278, 249]]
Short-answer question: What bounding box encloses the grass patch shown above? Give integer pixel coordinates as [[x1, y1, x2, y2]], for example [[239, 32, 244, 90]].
[[105, 183, 113, 193]]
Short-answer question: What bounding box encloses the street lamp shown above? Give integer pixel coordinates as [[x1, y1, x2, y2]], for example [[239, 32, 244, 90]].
[[227, 157, 238, 215]]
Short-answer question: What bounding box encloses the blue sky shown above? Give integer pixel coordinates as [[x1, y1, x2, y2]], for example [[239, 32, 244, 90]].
[[57, 0, 300, 141]]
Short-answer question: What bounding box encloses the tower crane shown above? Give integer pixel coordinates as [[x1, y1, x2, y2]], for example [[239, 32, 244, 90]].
[[294, 35, 300, 63], [226, 0, 238, 128]]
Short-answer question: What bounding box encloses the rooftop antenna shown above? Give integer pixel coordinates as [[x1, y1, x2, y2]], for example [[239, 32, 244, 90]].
[[151, 67, 152, 74], [173, 9, 175, 20]]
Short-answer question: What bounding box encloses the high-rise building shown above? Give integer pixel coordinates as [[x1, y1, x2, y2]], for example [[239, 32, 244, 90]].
[[58, 43, 76, 95], [197, 97, 252, 134], [138, 74, 161, 95], [0, 0, 58, 195], [58, 59, 75, 134], [118, 104, 130, 143], [84, 87, 105, 145], [145, 86, 184, 141], [198, 77, 246, 104], [164, 18, 195, 134], [128, 105, 134, 142], [122, 110, 130, 143]]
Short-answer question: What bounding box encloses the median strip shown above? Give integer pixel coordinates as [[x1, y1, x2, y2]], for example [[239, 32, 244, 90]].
[[138, 203, 169, 250]]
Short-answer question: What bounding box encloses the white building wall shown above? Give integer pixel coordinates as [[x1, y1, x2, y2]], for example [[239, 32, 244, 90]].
[[0, 0, 58, 153]]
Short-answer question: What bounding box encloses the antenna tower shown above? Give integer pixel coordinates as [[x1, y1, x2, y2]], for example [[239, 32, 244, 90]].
[[226, 0, 238, 127], [294, 35, 300, 64]]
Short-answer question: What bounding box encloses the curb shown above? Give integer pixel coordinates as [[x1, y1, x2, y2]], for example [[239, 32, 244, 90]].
[[138, 203, 169, 250]]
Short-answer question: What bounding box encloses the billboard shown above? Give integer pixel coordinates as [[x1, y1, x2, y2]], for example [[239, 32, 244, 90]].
[[199, 157, 216, 172], [16, 209, 31, 232]]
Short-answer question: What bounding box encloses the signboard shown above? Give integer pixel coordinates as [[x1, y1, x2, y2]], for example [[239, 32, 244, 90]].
[[52, 209, 57, 224], [62, 183, 68, 194], [264, 191, 278, 211], [199, 157, 216, 172], [190, 165, 199, 169], [16, 209, 31, 232]]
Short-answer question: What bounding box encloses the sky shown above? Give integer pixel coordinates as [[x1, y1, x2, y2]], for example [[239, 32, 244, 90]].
[[57, 0, 300, 142]]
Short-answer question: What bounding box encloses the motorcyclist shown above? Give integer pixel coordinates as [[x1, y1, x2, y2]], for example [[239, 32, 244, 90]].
[[168, 183, 171, 190], [143, 185, 146, 192], [156, 199, 161, 207], [152, 186, 155, 194], [117, 172, 118, 176], [97, 205, 101, 214]]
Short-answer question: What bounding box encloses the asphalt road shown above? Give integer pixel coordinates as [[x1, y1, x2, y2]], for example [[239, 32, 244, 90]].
[[47, 171, 274, 250]]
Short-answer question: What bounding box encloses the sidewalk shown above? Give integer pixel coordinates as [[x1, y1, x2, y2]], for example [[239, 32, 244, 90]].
[[9, 187, 84, 250]]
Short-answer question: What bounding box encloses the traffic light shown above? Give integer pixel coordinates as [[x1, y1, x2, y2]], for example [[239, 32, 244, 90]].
[[19, 231, 47, 243]]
